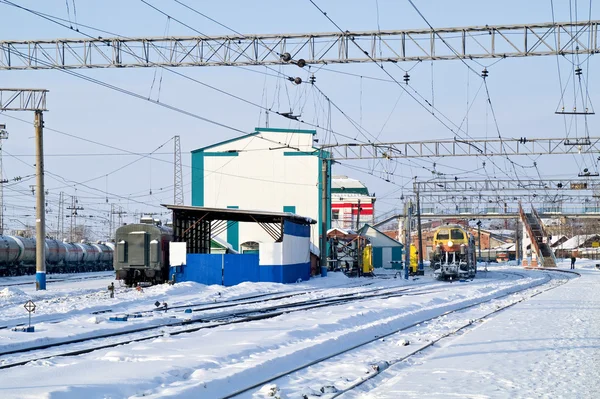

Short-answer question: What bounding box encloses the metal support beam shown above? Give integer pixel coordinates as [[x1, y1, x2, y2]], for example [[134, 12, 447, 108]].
[[0, 89, 47, 111], [322, 136, 600, 160], [0, 89, 48, 290], [0, 21, 597, 70], [414, 179, 600, 193]]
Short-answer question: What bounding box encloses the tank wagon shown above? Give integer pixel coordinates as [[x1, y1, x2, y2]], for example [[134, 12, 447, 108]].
[[113, 219, 172, 287], [431, 225, 477, 280], [0, 236, 114, 276]]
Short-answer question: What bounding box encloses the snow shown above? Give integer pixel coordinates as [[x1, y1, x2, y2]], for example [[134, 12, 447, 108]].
[[0, 262, 596, 398]]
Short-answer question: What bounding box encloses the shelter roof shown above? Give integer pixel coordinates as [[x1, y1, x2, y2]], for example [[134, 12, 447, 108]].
[[162, 205, 316, 225], [559, 234, 600, 250]]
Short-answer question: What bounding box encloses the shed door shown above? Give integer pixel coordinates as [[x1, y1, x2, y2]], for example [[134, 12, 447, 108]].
[[382, 247, 392, 269]]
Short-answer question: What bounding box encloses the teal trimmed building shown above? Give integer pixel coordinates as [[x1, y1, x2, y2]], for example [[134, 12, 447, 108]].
[[191, 127, 331, 253]]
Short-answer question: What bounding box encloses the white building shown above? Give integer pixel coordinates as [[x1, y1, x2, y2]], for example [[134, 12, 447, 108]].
[[331, 176, 375, 230], [191, 127, 331, 252]]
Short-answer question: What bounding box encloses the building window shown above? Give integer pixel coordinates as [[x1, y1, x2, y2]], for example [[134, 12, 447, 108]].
[[332, 210, 340, 220]]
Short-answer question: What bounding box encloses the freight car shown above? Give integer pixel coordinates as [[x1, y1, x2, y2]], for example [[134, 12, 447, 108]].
[[0, 236, 114, 276], [113, 219, 172, 287], [431, 225, 477, 280]]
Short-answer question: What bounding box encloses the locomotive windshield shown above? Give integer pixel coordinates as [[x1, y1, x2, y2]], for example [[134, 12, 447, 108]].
[[437, 230, 449, 240], [451, 229, 465, 240]]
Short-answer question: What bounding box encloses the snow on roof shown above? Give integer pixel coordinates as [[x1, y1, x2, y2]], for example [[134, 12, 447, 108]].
[[211, 236, 239, 254], [549, 235, 567, 246], [493, 242, 515, 251], [331, 176, 370, 196], [559, 234, 600, 250], [486, 229, 516, 236], [327, 227, 357, 235]]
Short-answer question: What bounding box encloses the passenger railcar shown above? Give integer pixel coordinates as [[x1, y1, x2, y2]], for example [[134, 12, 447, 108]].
[[113, 219, 172, 286], [431, 225, 477, 280]]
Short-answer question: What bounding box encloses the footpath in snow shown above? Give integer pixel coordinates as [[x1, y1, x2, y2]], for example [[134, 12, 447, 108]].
[[356, 262, 600, 398]]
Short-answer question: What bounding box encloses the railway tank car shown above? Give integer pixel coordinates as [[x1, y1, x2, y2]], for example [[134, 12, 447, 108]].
[[431, 225, 477, 280], [113, 218, 172, 287], [0, 236, 114, 276]]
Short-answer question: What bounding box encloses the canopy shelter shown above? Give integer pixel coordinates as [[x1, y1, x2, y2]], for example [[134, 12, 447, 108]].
[[162, 205, 316, 254]]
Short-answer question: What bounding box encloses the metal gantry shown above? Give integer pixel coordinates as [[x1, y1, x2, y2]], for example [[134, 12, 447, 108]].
[[322, 136, 600, 160], [0, 88, 49, 290], [414, 179, 600, 193], [0, 20, 598, 69]]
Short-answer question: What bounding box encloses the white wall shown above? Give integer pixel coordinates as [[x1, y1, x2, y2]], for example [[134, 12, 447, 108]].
[[202, 130, 320, 248]]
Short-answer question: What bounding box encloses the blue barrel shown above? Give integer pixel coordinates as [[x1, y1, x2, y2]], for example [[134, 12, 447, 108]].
[[321, 266, 328, 277]]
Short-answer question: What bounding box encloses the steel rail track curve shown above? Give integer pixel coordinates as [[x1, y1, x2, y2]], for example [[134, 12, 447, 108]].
[[0, 281, 450, 368], [221, 269, 574, 399]]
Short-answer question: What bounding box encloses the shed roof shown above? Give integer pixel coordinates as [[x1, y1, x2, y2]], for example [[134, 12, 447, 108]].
[[358, 224, 404, 248], [559, 234, 600, 249], [162, 204, 316, 225]]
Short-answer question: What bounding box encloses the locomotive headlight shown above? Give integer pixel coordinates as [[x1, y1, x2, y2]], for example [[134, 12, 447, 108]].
[[447, 240, 454, 247]]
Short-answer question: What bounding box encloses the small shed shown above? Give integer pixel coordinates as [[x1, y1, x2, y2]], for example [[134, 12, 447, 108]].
[[358, 224, 404, 269], [165, 205, 316, 285]]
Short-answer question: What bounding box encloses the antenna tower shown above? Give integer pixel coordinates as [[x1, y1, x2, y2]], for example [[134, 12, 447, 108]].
[[174, 135, 184, 205], [0, 124, 7, 235]]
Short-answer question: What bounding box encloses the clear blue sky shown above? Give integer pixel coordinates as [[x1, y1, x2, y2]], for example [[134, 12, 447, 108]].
[[0, 0, 598, 238]]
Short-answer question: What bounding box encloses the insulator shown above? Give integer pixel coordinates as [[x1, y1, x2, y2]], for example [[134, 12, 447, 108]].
[[403, 72, 410, 84], [309, 74, 316, 84], [281, 52, 292, 62], [575, 67, 583, 76], [481, 67, 489, 78]]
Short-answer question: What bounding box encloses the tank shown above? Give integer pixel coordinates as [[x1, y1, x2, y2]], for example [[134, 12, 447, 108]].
[[45, 239, 64, 265], [15, 237, 36, 264], [0, 236, 24, 265], [63, 242, 83, 264]]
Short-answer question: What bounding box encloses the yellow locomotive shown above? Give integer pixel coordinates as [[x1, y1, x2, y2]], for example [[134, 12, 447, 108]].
[[431, 225, 477, 280]]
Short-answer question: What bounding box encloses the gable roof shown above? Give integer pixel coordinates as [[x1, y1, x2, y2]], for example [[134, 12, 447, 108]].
[[560, 234, 600, 249], [358, 224, 404, 248], [191, 127, 317, 153]]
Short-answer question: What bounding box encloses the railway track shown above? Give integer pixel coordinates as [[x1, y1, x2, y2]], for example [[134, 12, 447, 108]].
[[0, 272, 113, 288], [0, 278, 381, 331], [0, 281, 445, 368], [221, 269, 574, 398]]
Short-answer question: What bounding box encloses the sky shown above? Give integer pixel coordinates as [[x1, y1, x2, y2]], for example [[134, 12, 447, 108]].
[[0, 0, 598, 239]]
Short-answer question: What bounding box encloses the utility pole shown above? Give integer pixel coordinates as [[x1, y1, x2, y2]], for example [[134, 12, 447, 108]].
[[320, 156, 329, 269], [477, 220, 482, 261], [67, 196, 84, 242], [111, 205, 127, 228], [355, 199, 361, 231], [173, 135, 184, 205], [0, 123, 8, 235], [415, 183, 424, 273], [0, 89, 48, 290], [404, 200, 413, 280]]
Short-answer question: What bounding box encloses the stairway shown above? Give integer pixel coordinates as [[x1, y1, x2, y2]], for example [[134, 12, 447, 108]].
[[519, 205, 556, 267]]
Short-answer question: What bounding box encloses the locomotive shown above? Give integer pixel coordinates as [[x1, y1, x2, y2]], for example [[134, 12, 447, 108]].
[[0, 235, 114, 276], [113, 218, 172, 287], [431, 225, 477, 280]]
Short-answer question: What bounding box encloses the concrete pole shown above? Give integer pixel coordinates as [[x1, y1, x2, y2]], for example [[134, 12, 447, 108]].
[[34, 110, 46, 290], [477, 220, 482, 261], [416, 189, 424, 271], [404, 201, 412, 280], [320, 157, 328, 269]]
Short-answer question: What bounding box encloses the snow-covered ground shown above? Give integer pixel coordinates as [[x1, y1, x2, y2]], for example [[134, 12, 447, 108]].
[[0, 261, 595, 398]]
